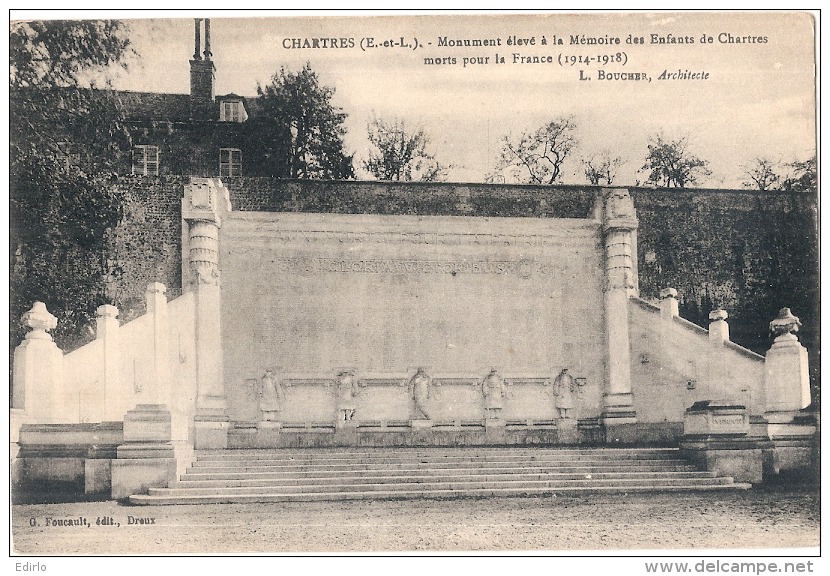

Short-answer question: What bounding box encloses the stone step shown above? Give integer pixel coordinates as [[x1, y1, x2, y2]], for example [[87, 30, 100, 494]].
[[194, 448, 681, 461], [129, 483, 752, 505], [182, 463, 701, 480], [127, 447, 748, 505], [151, 475, 736, 497], [186, 459, 695, 474], [190, 453, 683, 466], [173, 470, 719, 489]]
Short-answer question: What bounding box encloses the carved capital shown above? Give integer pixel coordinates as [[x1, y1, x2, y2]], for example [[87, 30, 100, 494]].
[[602, 188, 638, 233], [182, 177, 231, 226]]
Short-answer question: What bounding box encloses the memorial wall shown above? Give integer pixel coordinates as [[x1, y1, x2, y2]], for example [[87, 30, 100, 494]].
[[220, 211, 606, 422]]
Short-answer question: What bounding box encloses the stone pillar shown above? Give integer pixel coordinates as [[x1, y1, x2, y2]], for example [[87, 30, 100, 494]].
[[708, 309, 729, 345], [12, 302, 65, 423], [754, 309, 815, 479], [96, 304, 122, 420], [182, 178, 231, 448], [600, 189, 638, 437], [764, 308, 810, 414], [659, 288, 679, 318], [145, 283, 170, 406]]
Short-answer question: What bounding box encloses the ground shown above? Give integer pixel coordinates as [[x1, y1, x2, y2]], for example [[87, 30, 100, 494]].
[[11, 484, 819, 554]]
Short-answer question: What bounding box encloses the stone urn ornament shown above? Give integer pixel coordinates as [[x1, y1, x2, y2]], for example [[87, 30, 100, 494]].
[[770, 307, 802, 342]]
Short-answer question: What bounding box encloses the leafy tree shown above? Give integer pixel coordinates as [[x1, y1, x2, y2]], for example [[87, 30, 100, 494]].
[[742, 157, 781, 191], [781, 155, 817, 192], [363, 116, 447, 181], [641, 134, 710, 188], [10, 20, 132, 354], [489, 116, 577, 184], [246, 63, 354, 179], [583, 150, 624, 186], [11, 20, 131, 89]]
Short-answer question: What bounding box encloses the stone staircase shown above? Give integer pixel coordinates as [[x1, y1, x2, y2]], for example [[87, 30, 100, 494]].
[[128, 447, 750, 505]]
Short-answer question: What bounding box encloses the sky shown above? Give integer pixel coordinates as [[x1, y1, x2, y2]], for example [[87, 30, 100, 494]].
[[19, 11, 819, 187]]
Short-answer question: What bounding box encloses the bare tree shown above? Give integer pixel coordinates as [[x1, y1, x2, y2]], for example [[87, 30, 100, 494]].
[[489, 116, 577, 184], [583, 150, 624, 185], [641, 134, 710, 188], [363, 116, 447, 181], [742, 157, 781, 191]]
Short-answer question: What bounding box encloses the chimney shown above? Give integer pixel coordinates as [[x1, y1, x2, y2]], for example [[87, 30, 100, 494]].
[[204, 18, 212, 60], [193, 18, 202, 60], [190, 18, 215, 120]]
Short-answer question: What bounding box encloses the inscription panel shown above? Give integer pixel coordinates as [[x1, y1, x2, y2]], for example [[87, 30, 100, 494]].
[[355, 386, 411, 421]]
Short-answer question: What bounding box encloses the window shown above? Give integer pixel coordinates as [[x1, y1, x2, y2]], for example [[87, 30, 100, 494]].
[[132, 145, 159, 176], [220, 100, 248, 123], [219, 148, 242, 177]]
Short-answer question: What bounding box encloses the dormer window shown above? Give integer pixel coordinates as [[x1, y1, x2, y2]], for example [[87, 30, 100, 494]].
[[220, 99, 247, 123]]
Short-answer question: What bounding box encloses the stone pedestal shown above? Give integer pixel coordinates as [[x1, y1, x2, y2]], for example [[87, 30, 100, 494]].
[[334, 420, 358, 445], [411, 419, 433, 430], [335, 420, 357, 430], [602, 392, 637, 443], [485, 417, 505, 429], [112, 404, 177, 499], [764, 337, 810, 413], [257, 421, 282, 431], [557, 418, 579, 444], [679, 400, 763, 484], [757, 412, 817, 477], [484, 418, 506, 443], [194, 415, 230, 449], [122, 404, 172, 443]]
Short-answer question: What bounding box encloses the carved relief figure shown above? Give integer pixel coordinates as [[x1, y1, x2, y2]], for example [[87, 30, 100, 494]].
[[336, 369, 359, 422], [258, 369, 284, 422], [482, 369, 505, 419], [409, 368, 432, 420], [553, 368, 576, 419]]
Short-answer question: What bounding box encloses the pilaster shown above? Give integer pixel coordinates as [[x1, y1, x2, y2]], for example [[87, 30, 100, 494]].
[[182, 178, 232, 449], [96, 304, 122, 419], [600, 188, 639, 433]]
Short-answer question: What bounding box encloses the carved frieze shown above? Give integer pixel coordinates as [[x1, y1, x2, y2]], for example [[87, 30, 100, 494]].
[[251, 257, 554, 277]]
